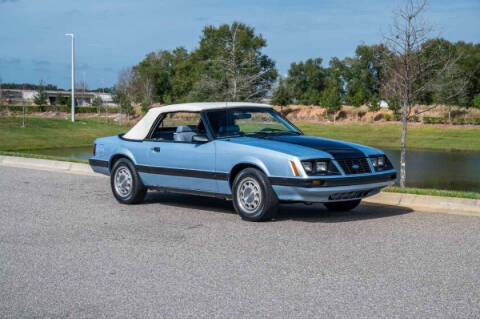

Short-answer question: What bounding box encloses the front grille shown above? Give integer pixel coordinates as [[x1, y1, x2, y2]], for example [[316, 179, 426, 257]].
[[328, 189, 375, 201], [336, 158, 371, 175]]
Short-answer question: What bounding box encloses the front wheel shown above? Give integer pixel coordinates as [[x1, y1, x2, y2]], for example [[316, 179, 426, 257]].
[[111, 158, 146, 204], [323, 199, 361, 211], [232, 168, 278, 222]]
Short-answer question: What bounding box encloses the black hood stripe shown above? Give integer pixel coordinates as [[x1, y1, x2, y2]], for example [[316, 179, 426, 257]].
[[269, 135, 365, 159]]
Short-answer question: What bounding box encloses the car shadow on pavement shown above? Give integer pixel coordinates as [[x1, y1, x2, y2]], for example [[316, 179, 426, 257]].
[[276, 202, 413, 223], [144, 191, 236, 215], [144, 191, 413, 222]]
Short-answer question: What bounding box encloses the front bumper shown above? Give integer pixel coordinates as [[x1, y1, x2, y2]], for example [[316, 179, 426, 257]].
[[271, 171, 396, 203]]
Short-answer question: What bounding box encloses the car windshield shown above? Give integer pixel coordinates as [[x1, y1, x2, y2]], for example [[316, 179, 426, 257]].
[[206, 108, 302, 138]]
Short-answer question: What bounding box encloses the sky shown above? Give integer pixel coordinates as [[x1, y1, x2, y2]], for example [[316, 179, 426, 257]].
[[0, 0, 479, 89]]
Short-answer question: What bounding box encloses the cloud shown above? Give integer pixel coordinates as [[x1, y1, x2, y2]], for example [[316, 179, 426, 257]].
[[77, 63, 89, 71], [0, 57, 21, 65], [33, 60, 51, 67]]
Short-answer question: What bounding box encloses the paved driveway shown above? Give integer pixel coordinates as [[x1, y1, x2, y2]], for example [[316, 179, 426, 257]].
[[1, 166, 479, 318]]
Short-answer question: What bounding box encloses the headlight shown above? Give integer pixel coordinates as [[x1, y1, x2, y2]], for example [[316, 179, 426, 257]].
[[301, 159, 339, 176], [315, 161, 327, 173], [369, 155, 391, 171], [302, 161, 313, 174], [377, 156, 384, 167]]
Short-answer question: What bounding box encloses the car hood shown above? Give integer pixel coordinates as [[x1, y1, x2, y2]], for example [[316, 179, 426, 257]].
[[269, 135, 366, 159], [227, 135, 381, 159]]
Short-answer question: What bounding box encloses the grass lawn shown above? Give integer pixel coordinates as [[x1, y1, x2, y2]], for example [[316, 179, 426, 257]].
[[0, 117, 126, 152], [384, 186, 480, 200], [297, 122, 480, 152], [1, 116, 479, 152]]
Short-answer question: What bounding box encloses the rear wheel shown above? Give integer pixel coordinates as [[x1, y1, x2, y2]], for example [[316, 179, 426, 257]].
[[111, 158, 146, 204], [232, 168, 278, 222], [323, 199, 361, 211]]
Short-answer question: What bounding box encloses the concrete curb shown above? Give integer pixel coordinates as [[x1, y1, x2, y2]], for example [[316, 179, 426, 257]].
[[1, 155, 479, 216], [364, 192, 480, 216], [0, 155, 103, 177]]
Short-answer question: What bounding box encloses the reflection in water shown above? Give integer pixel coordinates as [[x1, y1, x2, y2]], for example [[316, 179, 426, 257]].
[[22, 147, 480, 192], [384, 149, 480, 192]]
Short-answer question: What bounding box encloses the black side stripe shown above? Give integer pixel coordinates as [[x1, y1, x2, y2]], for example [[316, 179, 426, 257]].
[[89, 159, 109, 167], [136, 165, 229, 181], [149, 186, 232, 200]]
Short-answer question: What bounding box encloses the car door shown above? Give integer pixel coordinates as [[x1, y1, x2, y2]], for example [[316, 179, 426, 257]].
[[138, 112, 217, 193]]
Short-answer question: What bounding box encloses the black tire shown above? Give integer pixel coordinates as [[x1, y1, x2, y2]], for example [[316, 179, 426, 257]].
[[323, 199, 361, 211], [110, 158, 146, 204], [232, 168, 278, 222]]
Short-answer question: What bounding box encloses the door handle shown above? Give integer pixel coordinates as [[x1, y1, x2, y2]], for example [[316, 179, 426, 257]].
[[151, 147, 161, 152]]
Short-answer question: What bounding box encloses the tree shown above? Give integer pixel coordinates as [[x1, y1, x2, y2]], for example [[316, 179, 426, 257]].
[[431, 65, 468, 122], [271, 77, 292, 107], [190, 22, 278, 101], [343, 44, 388, 105], [56, 92, 67, 106], [453, 41, 480, 106], [367, 94, 381, 112], [92, 95, 103, 116], [321, 86, 342, 123], [382, 0, 464, 187], [474, 94, 480, 109], [33, 81, 48, 108], [134, 50, 175, 103], [0, 76, 3, 104], [114, 68, 136, 124], [287, 58, 326, 105]]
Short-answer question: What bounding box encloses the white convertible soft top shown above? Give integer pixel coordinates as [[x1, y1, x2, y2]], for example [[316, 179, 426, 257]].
[[123, 102, 271, 140]]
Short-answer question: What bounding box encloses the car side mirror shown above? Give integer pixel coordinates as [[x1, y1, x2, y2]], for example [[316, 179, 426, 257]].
[[192, 134, 209, 143]]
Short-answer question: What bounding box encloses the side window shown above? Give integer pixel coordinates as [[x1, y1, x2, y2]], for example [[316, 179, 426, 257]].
[[151, 112, 205, 142]]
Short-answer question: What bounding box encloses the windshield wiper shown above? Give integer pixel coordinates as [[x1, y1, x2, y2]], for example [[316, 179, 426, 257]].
[[278, 131, 302, 135]]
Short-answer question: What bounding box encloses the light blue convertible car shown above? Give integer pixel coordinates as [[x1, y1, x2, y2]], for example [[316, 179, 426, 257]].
[[89, 102, 396, 221]]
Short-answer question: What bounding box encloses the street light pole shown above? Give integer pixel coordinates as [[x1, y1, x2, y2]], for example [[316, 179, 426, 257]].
[[65, 33, 75, 122]]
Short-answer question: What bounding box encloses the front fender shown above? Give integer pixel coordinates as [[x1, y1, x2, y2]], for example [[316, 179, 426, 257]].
[[230, 156, 271, 176]]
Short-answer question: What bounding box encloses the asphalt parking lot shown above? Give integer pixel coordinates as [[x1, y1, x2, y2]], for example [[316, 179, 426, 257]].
[[1, 166, 479, 318]]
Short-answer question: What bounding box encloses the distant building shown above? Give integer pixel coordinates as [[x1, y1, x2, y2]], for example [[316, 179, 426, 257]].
[[0, 89, 117, 106]]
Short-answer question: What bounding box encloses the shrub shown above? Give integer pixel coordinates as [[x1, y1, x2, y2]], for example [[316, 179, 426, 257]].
[[367, 95, 381, 112], [336, 110, 347, 120], [393, 114, 402, 121], [384, 114, 392, 121], [0, 105, 120, 114], [474, 94, 480, 109], [373, 113, 383, 121], [423, 116, 445, 124]]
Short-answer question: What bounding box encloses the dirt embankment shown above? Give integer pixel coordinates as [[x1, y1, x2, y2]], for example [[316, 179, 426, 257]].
[[274, 104, 480, 123]]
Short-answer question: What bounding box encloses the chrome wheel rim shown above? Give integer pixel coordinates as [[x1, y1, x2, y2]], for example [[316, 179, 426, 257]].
[[114, 166, 133, 197], [237, 177, 262, 212]]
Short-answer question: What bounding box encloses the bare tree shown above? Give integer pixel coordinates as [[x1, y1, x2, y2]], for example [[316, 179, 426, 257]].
[[0, 76, 4, 117], [382, 0, 464, 187], [115, 67, 137, 124], [140, 74, 154, 113], [214, 24, 274, 101]]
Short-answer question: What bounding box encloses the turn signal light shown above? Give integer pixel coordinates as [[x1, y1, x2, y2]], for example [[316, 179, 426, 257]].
[[290, 161, 300, 176], [93, 144, 96, 156]]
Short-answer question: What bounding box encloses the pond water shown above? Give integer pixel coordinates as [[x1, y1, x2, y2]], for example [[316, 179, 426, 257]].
[[22, 146, 480, 192]]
